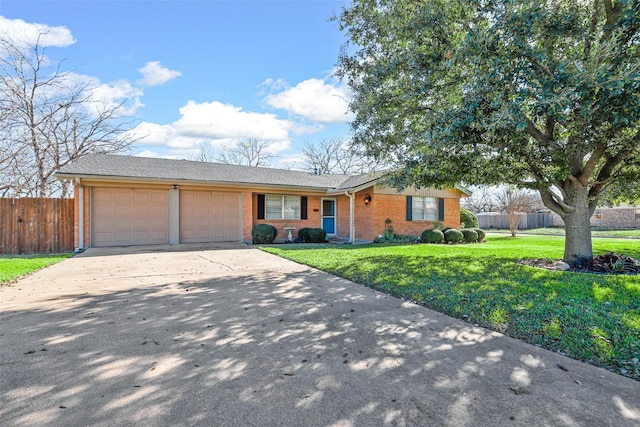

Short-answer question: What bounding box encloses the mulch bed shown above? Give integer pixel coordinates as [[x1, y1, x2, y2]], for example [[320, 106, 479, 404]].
[[520, 252, 640, 275]]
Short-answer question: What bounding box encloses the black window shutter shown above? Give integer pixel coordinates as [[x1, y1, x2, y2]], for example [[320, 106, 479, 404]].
[[438, 198, 445, 221], [300, 196, 308, 219], [257, 194, 265, 219], [406, 196, 413, 221]]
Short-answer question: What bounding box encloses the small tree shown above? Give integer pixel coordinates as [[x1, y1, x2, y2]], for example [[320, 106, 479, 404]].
[[497, 187, 544, 237]]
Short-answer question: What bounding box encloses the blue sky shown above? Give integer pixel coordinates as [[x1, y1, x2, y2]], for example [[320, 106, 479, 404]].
[[0, 0, 353, 169]]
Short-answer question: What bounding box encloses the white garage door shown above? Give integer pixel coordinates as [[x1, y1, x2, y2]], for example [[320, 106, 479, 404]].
[[93, 188, 169, 247], [180, 190, 240, 243]]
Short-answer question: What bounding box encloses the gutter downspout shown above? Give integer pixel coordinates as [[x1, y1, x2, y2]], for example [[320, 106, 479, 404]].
[[76, 177, 84, 253], [344, 190, 354, 243]]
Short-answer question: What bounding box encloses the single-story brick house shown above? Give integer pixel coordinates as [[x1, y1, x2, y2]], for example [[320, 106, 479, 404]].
[[55, 154, 470, 249]]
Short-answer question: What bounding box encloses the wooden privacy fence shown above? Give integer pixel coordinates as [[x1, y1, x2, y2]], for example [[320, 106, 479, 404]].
[[478, 212, 554, 230], [0, 198, 74, 254]]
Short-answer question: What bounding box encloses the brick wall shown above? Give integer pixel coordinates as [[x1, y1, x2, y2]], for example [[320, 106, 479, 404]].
[[241, 191, 253, 242], [336, 194, 351, 237], [362, 191, 461, 240], [548, 207, 640, 229], [591, 207, 640, 228], [354, 189, 374, 240]]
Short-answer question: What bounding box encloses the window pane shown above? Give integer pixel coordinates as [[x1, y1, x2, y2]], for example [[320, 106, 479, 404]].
[[283, 196, 300, 219], [322, 200, 334, 216], [424, 197, 437, 220], [411, 196, 437, 220], [265, 195, 282, 219], [412, 197, 425, 220]]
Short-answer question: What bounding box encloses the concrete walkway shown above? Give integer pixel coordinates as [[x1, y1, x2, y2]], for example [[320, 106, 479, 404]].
[[1, 244, 638, 427]]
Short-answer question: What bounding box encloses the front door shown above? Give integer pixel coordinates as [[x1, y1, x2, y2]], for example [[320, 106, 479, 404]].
[[322, 199, 336, 235]]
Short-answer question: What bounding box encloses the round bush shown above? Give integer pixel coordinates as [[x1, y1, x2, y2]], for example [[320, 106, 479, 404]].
[[460, 208, 479, 229], [444, 228, 464, 243], [431, 221, 445, 231], [461, 228, 479, 243], [421, 229, 444, 243], [305, 228, 327, 243], [297, 228, 311, 242], [252, 223, 277, 244], [471, 228, 486, 241]]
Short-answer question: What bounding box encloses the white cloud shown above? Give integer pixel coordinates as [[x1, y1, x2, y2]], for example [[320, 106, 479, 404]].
[[0, 16, 75, 49], [263, 77, 353, 123], [127, 77, 352, 165], [173, 101, 293, 141], [90, 78, 145, 115], [137, 61, 182, 87], [131, 101, 297, 160], [128, 122, 176, 147]]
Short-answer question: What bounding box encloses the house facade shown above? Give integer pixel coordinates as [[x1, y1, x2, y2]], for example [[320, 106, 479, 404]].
[[56, 154, 469, 250], [547, 206, 640, 229]]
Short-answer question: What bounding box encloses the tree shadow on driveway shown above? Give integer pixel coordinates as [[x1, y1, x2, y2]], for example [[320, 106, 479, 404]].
[[1, 249, 639, 426]]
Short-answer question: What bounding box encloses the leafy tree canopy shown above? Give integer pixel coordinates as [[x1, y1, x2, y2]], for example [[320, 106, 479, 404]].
[[337, 0, 640, 264]]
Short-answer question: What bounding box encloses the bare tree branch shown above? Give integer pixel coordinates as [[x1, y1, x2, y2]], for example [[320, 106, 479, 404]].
[[460, 185, 501, 213], [0, 35, 138, 197], [195, 138, 276, 167], [496, 186, 544, 237], [302, 137, 372, 174]]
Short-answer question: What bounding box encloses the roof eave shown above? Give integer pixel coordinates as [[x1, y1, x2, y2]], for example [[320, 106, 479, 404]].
[[54, 173, 335, 193], [327, 180, 378, 194], [455, 185, 473, 197]]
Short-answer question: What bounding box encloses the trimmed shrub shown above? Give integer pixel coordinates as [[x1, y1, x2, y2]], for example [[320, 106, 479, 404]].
[[431, 221, 445, 231], [297, 228, 311, 242], [460, 208, 479, 229], [444, 228, 464, 243], [471, 228, 486, 241], [252, 224, 277, 244], [298, 227, 326, 243], [421, 229, 444, 243], [461, 228, 479, 243]]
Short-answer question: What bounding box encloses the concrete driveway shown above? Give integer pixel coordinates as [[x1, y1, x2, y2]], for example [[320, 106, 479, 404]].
[[1, 244, 638, 427]]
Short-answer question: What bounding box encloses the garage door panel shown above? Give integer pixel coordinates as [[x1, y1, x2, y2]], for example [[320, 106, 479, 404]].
[[93, 188, 169, 247], [150, 205, 167, 215], [179, 190, 240, 243], [114, 218, 132, 228]]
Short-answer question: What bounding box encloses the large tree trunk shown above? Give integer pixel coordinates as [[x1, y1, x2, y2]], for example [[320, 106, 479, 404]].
[[561, 184, 593, 266], [539, 181, 595, 266]]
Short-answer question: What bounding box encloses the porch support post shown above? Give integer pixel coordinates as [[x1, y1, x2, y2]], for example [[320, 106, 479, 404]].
[[169, 186, 180, 245], [344, 190, 354, 243], [76, 177, 84, 252]]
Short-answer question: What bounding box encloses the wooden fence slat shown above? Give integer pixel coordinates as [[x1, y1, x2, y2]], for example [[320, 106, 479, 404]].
[[0, 198, 74, 254]]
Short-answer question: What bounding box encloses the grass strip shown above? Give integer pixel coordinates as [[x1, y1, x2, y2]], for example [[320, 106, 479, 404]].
[[491, 228, 640, 239], [0, 254, 73, 284]]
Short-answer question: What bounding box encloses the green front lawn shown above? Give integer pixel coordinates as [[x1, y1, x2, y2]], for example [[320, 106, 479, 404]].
[[0, 254, 72, 285], [492, 228, 640, 239], [263, 235, 640, 380]]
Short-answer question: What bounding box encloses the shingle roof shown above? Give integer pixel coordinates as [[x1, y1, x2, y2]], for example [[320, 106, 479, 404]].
[[334, 171, 386, 191], [56, 154, 353, 189], [57, 154, 472, 196]]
